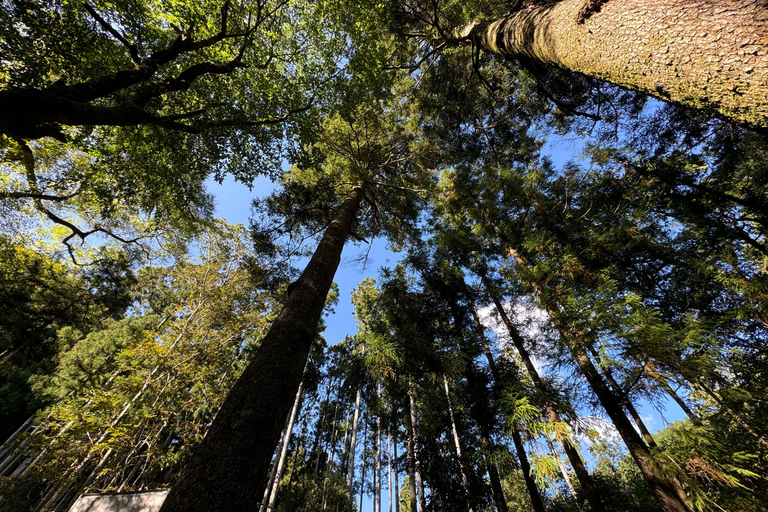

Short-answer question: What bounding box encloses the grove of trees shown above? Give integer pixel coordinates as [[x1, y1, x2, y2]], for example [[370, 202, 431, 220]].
[[1, 1, 767, 512]]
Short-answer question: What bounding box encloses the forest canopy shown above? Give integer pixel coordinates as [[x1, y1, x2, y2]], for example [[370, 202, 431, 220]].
[[1, 1, 767, 512]]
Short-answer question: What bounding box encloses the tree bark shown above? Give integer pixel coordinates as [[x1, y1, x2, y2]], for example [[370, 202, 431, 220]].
[[160, 185, 365, 512], [452, 0, 768, 129]]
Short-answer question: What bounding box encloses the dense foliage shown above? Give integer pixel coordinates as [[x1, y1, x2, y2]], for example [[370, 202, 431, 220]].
[[1, 0, 767, 511]]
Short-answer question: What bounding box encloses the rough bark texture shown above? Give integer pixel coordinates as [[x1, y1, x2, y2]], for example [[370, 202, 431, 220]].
[[159, 186, 365, 512], [455, 0, 768, 128]]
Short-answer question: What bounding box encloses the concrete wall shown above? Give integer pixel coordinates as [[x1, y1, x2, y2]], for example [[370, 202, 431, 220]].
[[68, 490, 169, 512]]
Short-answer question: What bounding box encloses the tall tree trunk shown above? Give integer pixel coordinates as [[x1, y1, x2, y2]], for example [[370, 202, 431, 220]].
[[462, 291, 548, 512], [394, 434, 400, 512], [484, 286, 606, 512], [546, 433, 577, 498], [388, 425, 394, 512], [442, 374, 474, 512], [377, 383, 383, 512], [500, 243, 691, 512], [451, 0, 768, 129], [477, 425, 510, 512], [405, 405, 419, 512], [656, 376, 700, 423], [359, 417, 370, 512], [407, 379, 426, 512], [267, 369, 306, 511], [347, 383, 363, 500], [161, 185, 366, 512], [587, 346, 657, 448]]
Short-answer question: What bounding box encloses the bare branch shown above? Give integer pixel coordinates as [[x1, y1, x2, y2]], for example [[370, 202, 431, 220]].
[[84, 3, 142, 67]]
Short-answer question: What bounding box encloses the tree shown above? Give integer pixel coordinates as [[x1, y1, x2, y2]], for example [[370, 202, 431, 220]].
[[0, 240, 133, 440], [160, 99, 431, 512], [0, 0, 344, 258], [394, 0, 768, 129], [0, 223, 274, 512]]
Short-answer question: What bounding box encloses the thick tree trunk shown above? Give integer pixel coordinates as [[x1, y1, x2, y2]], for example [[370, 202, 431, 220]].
[[160, 185, 365, 512], [453, 0, 768, 129], [484, 287, 606, 512]]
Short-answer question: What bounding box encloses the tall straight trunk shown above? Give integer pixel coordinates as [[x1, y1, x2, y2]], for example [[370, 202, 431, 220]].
[[451, 0, 768, 129], [388, 425, 394, 512], [321, 399, 343, 511], [347, 383, 363, 499], [376, 383, 383, 512], [501, 243, 691, 512], [267, 370, 306, 511], [405, 408, 419, 512], [161, 185, 366, 512], [317, 387, 341, 480], [407, 380, 426, 512], [442, 374, 473, 512], [657, 377, 699, 423], [485, 287, 606, 512], [393, 435, 400, 512], [476, 424, 509, 512], [359, 418, 369, 512], [587, 346, 657, 448], [546, 434, 577, 498], [459, 287, 546, 512], [313, 382, 334, 479]]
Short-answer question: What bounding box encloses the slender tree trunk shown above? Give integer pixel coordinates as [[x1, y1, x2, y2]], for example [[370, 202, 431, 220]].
[[405, 410, 419, 512], [451, 0, 768, 129], [407, 380, 426, 512], [464, 292, 549, 512], [442, 374, 474, 512], [267, 369, 306, 511], [377, 383, 383, 512], [347, 383, 363, 499], [546, 433, 577, 498], [388, 425, 394, 512], [394, 434, 400, 512], [587, 346, 657, 448], [261, 426, 286, 512], [161, 185, 366, 512], [313, 382, 333, 479], [484, 283, 604, 512], [359, 417, 369, 512], [656, 376, 699, 423], [498, 243, 691, 512]]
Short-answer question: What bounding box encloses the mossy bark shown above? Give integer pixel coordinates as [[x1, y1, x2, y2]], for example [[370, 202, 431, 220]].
[[159, 185, 365, 512], [455, 0, 768, 128]]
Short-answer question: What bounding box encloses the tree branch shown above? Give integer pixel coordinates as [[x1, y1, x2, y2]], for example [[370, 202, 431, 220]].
[[84, 3, 142, 67]]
